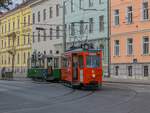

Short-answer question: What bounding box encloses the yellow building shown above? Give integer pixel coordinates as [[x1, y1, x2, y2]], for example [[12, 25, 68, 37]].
[[0, 1, 33, 76]]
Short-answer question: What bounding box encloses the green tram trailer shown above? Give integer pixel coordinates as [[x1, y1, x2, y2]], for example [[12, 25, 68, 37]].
[[27, 54, 61, 81]]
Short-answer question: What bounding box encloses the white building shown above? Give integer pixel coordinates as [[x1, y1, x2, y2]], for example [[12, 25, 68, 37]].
[[30, 0, 63, 68]]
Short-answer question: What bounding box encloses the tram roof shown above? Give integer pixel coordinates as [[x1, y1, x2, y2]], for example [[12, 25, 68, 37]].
[[65, 48, 102, 53]]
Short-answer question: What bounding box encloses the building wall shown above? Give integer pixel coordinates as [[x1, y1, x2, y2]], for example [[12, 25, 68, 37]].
[[0, 2, 32, 76], [111, 0, 150, 79], [64, 0, 109, 76], [31, 0, 63, 68]]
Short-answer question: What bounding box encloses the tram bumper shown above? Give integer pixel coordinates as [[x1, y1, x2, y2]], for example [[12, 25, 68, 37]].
[[83, 81, 102, 89]]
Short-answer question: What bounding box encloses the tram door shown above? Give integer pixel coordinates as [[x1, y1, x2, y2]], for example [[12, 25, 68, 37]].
[[72, 54, 78, 81]]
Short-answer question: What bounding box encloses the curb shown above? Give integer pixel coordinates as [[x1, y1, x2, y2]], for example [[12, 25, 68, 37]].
[[0, 78, 31, 82], [103, 80, 150, 85]]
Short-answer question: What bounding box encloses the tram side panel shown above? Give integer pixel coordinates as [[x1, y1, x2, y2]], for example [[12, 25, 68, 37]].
[[61, 55, 72, 83]]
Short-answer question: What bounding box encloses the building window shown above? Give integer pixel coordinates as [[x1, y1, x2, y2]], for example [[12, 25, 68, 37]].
[[8, 56, 10, 64], [71, 23, 75, 35], [43, 9, 46, 20], [50, 28, 53, 40], [33, 13, 35, 24], [54, 58, 59, 68], [24, 52, 26, 64], [89, 18, 94, 33], [99, 0, 102, 4], [49, 7, 53, 18], [126, 6, 133, 24], [144, 66, 149, 77], [17, 36, 19, 46], [13, 22, 15, 30], [128, 66, 132, 76], [28, 33, 30, 44], [71, 0, 75, 12], [8, 38, 10, 47], [24, 36, 26, 45], [1, 55, 3, 65], [28, 52, 30, 60], [2, 25, 3, 34], [100, 44, 104, 58], [28, 15, 30, 26], [143, 36, 149, 55], [2, 40, 3, 48], [38, 31, 40, 42], [5, 41, 6, 48], [127, 38, 133, 55], [56, 26, 60, 39], [17, 53, 20, 64], [8, 22, 10, 32], [33, 32, 35, 43], [5, 23, 6, 33], [24, 17, 26, 27], [142, 2, 149, 20], [79, 0, 83, 9], [17, 18, 20, 29], [114, 9, 119, 25], [115, 66, 119, 76], [99, 15, 104, 32], [43, 30, 46, 41], [38, 11, 40, 22], [114, 40, 120, 56], [56, 4, 59, 16], [64, 2, 67, 15], [80, 20, 84, 34], [89, 0, 93, 7], [50, 50, 53, 54]]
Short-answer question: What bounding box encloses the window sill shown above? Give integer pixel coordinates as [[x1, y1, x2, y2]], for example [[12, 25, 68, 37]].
[[141, 54, 150, 56], [140, 19, 150, 22], [126, 54, 134, 57], [125, 22, 134, 25], [112, 25, 120, 28], [113, 55, 120, 57]]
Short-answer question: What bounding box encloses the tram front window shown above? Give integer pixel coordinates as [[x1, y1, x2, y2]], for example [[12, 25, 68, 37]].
[[86, 55, 100, 68]]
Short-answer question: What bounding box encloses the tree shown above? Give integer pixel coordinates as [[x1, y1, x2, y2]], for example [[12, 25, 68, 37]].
[[0, 0, 12, 10]]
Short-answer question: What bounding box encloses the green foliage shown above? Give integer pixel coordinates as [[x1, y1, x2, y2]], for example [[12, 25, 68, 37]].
[[0, 0, 12, 10]]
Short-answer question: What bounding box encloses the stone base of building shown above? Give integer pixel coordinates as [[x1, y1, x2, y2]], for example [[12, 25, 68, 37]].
[[103, 65, 109, 77], [0, 67, 27, 78], [111, 63, 150, 80]]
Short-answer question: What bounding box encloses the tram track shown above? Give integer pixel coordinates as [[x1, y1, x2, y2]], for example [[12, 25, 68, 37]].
[[4, 89, 95, 113], [1, 82, 144, 113], [97, 83, 139, 113]]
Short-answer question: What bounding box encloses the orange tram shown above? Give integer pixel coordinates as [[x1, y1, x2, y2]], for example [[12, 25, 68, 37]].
[[61, 48, 103, 89]]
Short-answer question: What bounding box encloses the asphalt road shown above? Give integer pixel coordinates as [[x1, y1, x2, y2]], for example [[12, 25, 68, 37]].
[[0, 80, 150, 113]]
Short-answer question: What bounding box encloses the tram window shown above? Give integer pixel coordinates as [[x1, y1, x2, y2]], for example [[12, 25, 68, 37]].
[[79, 56, 84, 68], [86, 55, 100, 68], [62, 57, 69, 68], [47, 58, 53, 67], [54, 58, 59, 68]]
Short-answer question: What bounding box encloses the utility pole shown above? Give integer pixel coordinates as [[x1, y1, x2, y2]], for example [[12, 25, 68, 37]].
[[107, 0, 111, 77], [63, 1, 66, 52]]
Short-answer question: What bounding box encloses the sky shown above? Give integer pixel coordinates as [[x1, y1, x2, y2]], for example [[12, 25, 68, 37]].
[[11, 0, 23, 8], [0, 0, 23, 12], [12, 0, 23, 4]]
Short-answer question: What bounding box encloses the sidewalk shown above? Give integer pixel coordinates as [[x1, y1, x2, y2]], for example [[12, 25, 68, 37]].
[[103, 77, 150, 85], [12, 77, 31, 81], [0, 73, 31, 81]]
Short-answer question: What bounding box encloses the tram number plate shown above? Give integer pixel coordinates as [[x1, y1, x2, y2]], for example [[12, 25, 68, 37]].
[[88, 53, 96, 55]]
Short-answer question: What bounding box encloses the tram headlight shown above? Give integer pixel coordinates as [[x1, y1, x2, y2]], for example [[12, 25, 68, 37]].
[[92, 74, 96, 78]]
